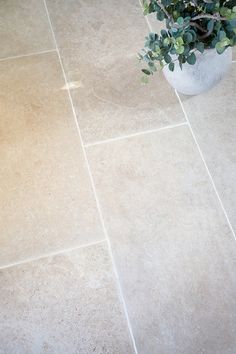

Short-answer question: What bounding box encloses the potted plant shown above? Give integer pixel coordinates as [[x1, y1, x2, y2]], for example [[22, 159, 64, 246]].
[[139, 0, 236, 95]]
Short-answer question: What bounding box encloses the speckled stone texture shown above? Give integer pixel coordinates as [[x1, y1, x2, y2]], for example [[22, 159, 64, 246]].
[[0, 0, 236, 353], [0, 243, 133, 354], [0, 52, 104, 266], [87, 126, 236, 354]]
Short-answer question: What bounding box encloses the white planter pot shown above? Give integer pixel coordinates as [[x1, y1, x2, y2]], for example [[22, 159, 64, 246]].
[[163, 47, 232, 95]]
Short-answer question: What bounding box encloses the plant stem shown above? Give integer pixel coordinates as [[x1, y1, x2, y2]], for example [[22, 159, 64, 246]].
[[192, 13, 227, 21], [156, 1, 173, 21], [189, 21, 208, 32], [199, 24, 215, 39]]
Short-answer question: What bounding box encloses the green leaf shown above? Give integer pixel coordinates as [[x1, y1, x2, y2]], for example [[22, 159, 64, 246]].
[[183, 46, 190, 56], [142, 1, 150, 16], [216, 37, 231, 51], [221, 38, 231, 46], [187, 52, 197, 65], [219, 31, 226, 40], [176, 37, 184, 46], [148, 62, 157, 71], [178, 57, 183, 70], [216, 45, 225, 54], [164, 54, 172, 63], [161, 29, 168, 37], [163, 37, 171, 46], [183, 32, 193, 43], [207, 19, 214, 32], [156, 11, 165, 21], [215, 41, 222, 50], [177, 17, 184, 26], [188, 30, 197, 42], [162, 0, 172, 6], [196, 42, 204, 53], [154, 45, 161, 54], [175, 45, 185, 54], [142, 69, 151, 75], [149, 32, 157, 41], [171, 27, 178, 33], [173, 10, 179, 20], [168, 62, 175, 71]]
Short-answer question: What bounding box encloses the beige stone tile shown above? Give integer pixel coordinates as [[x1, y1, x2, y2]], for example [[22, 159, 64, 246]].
[[0, 0, 54, 59], [87, 126, 236, 353], [146, 12, 165, 33], [0, 243, 133, 353], [0, 52, 104, 267], [180, 64, 236, 234], [46, 0, 185, 144]]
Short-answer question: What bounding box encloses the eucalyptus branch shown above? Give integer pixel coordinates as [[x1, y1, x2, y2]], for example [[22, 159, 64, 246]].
[[156, 1, 173, 21], [192, 13, 227, 21], [189, 21, 208, 32], [199, 23, 215, 39], [171, 21, 207, 32]]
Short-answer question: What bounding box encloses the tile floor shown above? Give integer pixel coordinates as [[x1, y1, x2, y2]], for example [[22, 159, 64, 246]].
[[0, 0, 236, 353]]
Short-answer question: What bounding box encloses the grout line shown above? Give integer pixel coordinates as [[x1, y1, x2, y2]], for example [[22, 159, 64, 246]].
[[0, 239, 107, 270], [79, 0, 187, 150], [0, 49, 57, 62], [43, 1, 138, 353], [138, 0, 152, 32], [84, 122, 187, 148], [175, 90, 236, 242]]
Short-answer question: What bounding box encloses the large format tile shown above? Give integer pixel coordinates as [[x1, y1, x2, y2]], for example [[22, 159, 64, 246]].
[[0, 52, 103, 267], [180, 64, 236, 234], [87, 126, 236, 353], [0, 243, 133, 353], [0, 0, 54, 59], [46, 0, 185, 144]]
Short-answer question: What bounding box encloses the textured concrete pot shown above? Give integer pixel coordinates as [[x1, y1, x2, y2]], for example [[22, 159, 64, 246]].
[[163, 47, 232, 95]]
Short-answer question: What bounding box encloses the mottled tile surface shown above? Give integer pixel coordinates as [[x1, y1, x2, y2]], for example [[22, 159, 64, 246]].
[[87, 126, 236, 353], [0, 0, 54, 58], [0, 52, 103, 266], [180, 64, 236, 234], [46, 0, 185, 144], [1, 0, 236, 353], [0, 243, 133, 354]]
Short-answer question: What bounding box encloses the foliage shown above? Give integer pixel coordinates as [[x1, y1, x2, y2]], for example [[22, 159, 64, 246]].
[[139, 0, 236, 77]]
